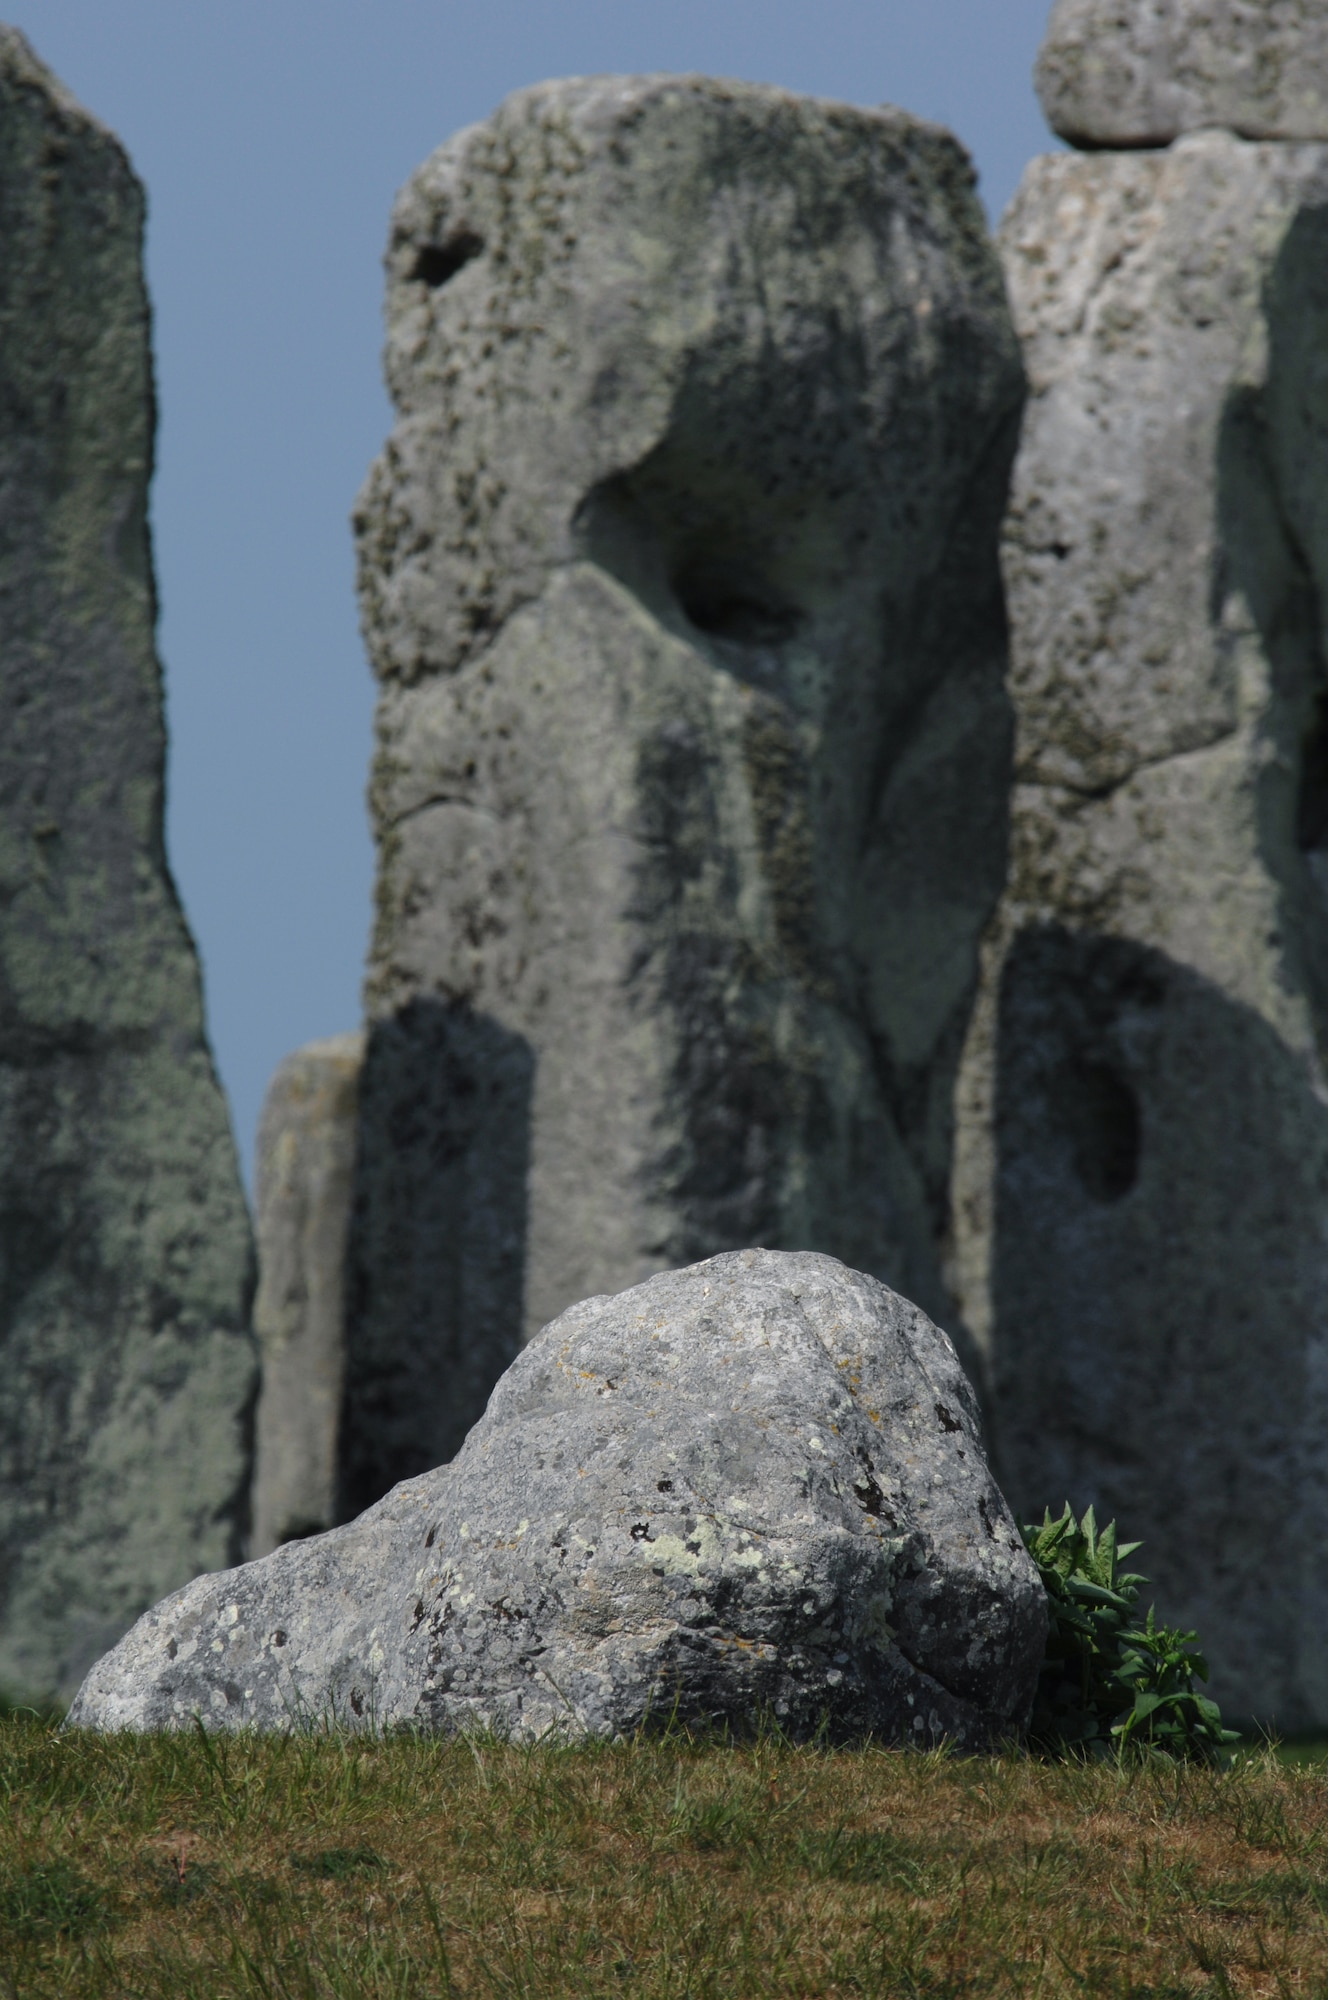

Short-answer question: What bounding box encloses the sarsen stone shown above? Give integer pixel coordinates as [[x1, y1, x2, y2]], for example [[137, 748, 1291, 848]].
[[952, 130, 1328, 1726], [0, 26, 256, 1705], [70, 1252, 1046, 1746], [344, 74, 1023, 1508], [1037, 0, 1328, 148]]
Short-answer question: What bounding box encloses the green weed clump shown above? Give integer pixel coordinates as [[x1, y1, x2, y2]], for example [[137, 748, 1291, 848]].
[[1022, 1505, 1240, 1762], [1, 1715, 1326, 1997]]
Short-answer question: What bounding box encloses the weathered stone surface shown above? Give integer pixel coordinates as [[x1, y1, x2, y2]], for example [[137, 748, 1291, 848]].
[[0, 28, 257, 1703], [251, 1035, 363, 1557], [69, 1251, 1046, 1745], [952, 132, 1328, 1725], [1037, 0, 1328, 148], [346, 75, 1023, 1510]]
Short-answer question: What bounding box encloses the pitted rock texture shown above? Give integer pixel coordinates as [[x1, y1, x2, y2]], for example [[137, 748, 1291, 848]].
[[0, 28, 257, 1704], [1037, 0, 1328, 148], [69, 1251, 1046, 1746], [251, 1035, 364, 1557], [346, 75, 1023, 1506], [951, 132, 1328, 1727]]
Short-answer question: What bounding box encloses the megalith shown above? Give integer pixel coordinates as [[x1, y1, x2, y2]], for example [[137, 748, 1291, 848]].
[[347, 75, 1024, 1510], [1038, 0, 1328, 148], [0, 29, 256, 1703], [953, 4, 1328, 1724], [70, 1250, 1047, 1749], [251, 1035, 363, 1557]]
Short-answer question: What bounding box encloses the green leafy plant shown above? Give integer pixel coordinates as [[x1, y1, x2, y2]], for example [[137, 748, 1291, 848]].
[[1021, 1504, 1239, 1762]]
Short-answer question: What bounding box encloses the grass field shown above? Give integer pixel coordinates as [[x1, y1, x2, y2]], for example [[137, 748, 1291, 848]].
[[5, 1719, 1328, 1997]]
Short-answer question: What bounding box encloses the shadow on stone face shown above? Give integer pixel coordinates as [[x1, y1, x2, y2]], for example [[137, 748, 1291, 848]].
[[988, 926, 1328, 1726], [1228, 202, 1328, 1043], [336, 1000, 534, 1521]]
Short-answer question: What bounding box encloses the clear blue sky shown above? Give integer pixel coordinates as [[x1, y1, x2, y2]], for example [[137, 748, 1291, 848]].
[[15, 0, 1055, 1190]]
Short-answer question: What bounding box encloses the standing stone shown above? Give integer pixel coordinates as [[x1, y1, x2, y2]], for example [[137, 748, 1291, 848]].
[[1038, 0, 1328, 147], [0, 29, 256, 1703], [70, 1250, 1047, 1749], [952, 123, 1328, 1724], [251, 1035, 363, 1557], [346, 76, 1024, 1512]]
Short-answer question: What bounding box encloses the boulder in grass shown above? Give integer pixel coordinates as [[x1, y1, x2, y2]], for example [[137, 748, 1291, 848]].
[[69, 1251, 1045, 1746]]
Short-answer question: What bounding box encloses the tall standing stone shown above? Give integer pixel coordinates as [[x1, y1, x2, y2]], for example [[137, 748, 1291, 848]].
[[347, 76, 1024, 1512], [953, 6, 1328, 1724], [0, 29, 256, 1702]]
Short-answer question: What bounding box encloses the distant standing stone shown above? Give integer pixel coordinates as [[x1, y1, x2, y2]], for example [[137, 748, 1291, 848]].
[[251, 1036, 364, 1557], [69, 1251, 1047, 1747], [1038, 0, 1328, 147], [346, 75, 1024, 1510], [0, 28, 257, 1704]]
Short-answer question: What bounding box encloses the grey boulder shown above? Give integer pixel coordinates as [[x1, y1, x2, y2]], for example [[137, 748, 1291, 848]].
[[70, 1252, 1046, 1746], [1037, 0, 1328, 147]]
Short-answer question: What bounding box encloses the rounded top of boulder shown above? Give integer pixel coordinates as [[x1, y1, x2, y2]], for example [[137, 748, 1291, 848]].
[[1036, 0, 1328, 148]]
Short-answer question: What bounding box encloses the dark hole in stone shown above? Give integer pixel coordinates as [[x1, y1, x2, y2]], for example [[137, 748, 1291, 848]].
[[1298, 690, 1328, 851], [657, 1478, 673, 1493], [934, 1403, 961, 1434], [1063, 1060, 1141, 1202], [673, 562, 803, 647], [412, 232, 484, 288]]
